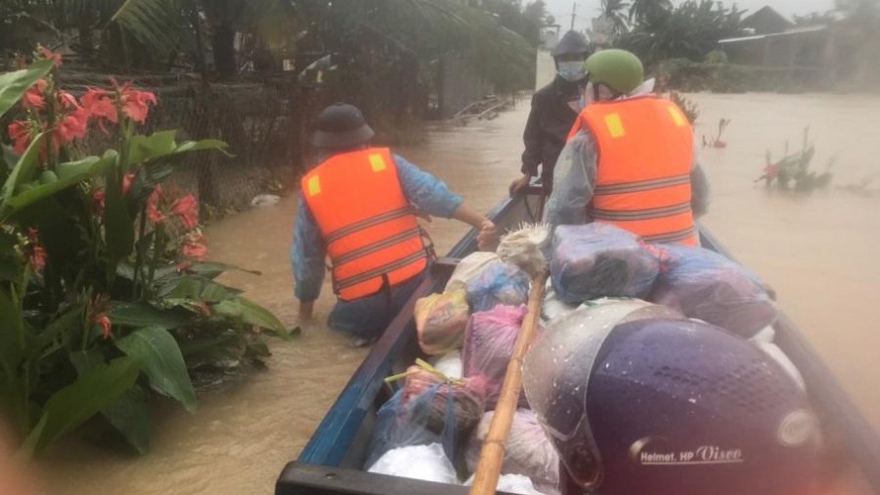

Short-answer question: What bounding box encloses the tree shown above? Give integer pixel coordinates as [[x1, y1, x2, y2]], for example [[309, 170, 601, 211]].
[[629, 0, 673, 27], [601, 0, 632, 37], [617, 0, 745, 67], [834, 0, 880, 86]]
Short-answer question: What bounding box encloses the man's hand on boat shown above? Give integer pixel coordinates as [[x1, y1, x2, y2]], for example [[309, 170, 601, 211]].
[[450, 204, 499, 251], [509, 174, 531, 197], [477, 219, 499, 251]]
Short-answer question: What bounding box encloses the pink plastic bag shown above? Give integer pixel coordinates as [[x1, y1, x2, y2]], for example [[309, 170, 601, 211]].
[[462, 305, 538, 409]]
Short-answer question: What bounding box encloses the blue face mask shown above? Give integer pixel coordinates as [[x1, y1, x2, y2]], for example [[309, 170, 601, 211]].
[[558, 61, 586, 82]]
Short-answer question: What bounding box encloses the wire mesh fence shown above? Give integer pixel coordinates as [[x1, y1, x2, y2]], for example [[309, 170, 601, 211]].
[[43, 71, 326, 216]]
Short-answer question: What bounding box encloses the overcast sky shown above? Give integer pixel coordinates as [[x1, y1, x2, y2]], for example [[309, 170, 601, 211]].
[[542, 0, 836, 32]]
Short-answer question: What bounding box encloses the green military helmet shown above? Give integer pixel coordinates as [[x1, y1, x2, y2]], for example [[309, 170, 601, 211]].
[[585, 49, 645, 95]]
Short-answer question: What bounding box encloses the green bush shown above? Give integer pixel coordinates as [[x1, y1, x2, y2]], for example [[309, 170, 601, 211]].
[[1, 48, 290, 458]]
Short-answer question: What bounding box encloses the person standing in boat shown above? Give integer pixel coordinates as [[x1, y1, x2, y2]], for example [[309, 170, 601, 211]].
[[292, 103, 497, 346], [509, 30, 593, 200], [544, 49, 710, 246]]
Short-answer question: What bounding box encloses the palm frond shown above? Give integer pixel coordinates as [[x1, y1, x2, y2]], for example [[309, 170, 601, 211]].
[[110, 0, 191, 56]]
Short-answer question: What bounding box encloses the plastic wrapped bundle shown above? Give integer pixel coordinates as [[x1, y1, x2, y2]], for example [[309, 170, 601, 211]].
[[415, 288, 469, 355], [466, 261, 531, 313], [464, 474, 549, 495], [446, 252, 500, 290], [366, 370, 485, 469], [367, 389, 440, 468], [367, 443, 459, 484], [400, 365, 486, 436], [465, 409, 559, 494], [462, 305, 536, 409], [550, 223, 660, 304], [649, 244, 776, 338]]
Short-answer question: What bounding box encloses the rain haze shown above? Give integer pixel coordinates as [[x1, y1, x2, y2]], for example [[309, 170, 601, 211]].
[[544, 0, 837, 31]]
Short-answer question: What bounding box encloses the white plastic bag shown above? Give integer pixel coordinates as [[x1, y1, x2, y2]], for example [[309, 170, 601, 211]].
[[367, 443, 459, 484], [465, 409, 559, 492], [464, 473, 548, 495], [446, 252, 500, 290], [542, 279, 579, 323], [431, 350, 463, 379]]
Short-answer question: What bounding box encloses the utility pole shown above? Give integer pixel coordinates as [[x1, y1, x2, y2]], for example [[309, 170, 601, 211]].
[[570, 2, 577, 31]]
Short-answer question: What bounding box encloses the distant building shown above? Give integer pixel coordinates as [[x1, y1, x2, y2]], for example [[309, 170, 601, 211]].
[[540, 26, 561, 51], [718, 5, 865, 88], [741, 6, 794, 35], [588, 16, 615, 47], [719, 26, 830, 68]]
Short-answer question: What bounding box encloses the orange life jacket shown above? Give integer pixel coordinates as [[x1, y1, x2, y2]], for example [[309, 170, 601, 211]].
[[301, 147, 429, 301], [568, 96, 699, 246]]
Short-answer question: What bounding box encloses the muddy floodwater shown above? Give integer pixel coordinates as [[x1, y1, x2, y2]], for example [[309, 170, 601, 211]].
[[36, 93, 880, 494]]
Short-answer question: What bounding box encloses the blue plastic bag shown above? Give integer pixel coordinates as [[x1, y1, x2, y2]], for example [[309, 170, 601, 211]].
[[366, 387, 457, 469], [366, 367, 486, 470], [550, 223, 660, 304], [466, 260, 531, 313], [649, 244, 776, 338]]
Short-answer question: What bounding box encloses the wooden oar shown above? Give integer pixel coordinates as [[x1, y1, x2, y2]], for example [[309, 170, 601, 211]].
[[469, 270, 549, 495]]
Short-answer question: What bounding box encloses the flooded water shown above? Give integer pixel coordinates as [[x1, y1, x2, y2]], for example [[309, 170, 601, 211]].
[[34, 93, 880, 494]]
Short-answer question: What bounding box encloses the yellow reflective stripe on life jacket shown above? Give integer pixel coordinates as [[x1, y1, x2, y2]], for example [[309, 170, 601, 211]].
[[605, 113, 626, 138], [668, 106, 688, 127], [307, 175, 321, 196], [369, 153, 387, 172]]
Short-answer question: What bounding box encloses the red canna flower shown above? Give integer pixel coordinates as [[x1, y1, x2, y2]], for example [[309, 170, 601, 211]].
[[182, 231, 208, 261], [93, 189, 106, 212], [122, 89, 157, 124], [26, 228, 47, 273], [111, 79, 157, 124], [81, 88, 118, 131], [123, 172, 134, 196], [8, 120, 35, 155], [54, 106, 90, 145], [94, 173, 136, 215], [147, 186, 165, 224], [22, 79, 48, 110], [86, 294, 112, 340], [57, 91, 79, 110], [96, 314, 112, 340], [171, 194, 199, 230], [38, 46, 62, 68]]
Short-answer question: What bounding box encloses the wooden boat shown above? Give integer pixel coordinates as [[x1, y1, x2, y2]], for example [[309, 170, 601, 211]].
[[276, 188, 880, 495]]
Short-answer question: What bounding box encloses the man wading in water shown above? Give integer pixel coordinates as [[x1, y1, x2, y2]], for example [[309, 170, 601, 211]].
[[292, 103, 497, 346]]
